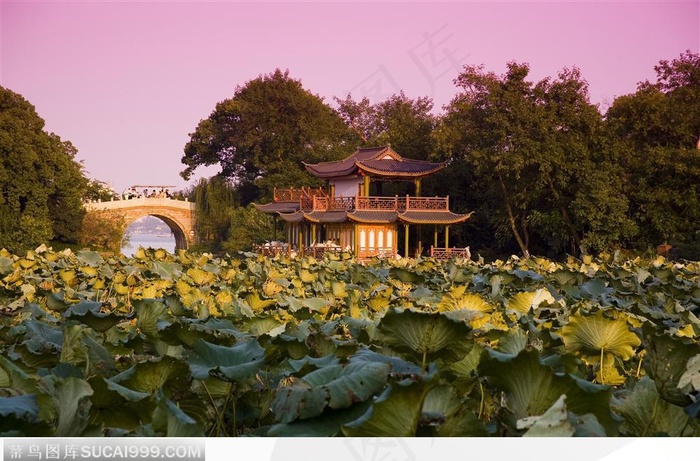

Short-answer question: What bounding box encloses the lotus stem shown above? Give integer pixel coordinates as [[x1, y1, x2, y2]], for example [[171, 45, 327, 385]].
[[636, 356, 643, 378], [599, 347, 605, 385], [421, 351, 427, 374], [478, 381, 485, 419]]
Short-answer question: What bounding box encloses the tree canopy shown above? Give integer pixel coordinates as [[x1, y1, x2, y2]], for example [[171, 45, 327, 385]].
[[0, 87, 88, 252], [181, 69, 354, 204], [183, 52, 699, 260]]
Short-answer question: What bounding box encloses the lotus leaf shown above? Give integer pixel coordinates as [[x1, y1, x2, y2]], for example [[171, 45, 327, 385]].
[[613, 377, 699, 436], [272, 361, 390, 423], [64, 301, 122, 332], [189, 339, 265, 382], [378, 309, 474, 365], [561, 310, 641, 361], [478, 349, 616, 434], [342, 371, 436, 436]]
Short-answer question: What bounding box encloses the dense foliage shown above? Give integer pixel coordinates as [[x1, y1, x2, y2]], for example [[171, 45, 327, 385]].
[[182, 52, 699, 259], [1, 247, 699, 437], [0, 87, 88, 252], [181, 69, 354, 205]]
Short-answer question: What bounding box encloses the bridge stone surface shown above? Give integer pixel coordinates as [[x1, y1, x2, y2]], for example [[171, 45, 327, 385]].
[[84, 197, 196, 250]]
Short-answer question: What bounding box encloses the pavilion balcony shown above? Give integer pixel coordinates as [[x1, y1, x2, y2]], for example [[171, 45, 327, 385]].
[[273, 187, 326, 202], [355, 195, 450, 212], [292, 194, 452, 212]]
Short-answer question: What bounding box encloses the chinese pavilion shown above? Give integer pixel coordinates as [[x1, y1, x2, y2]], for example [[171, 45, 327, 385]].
[[254, 145, 472, 259]]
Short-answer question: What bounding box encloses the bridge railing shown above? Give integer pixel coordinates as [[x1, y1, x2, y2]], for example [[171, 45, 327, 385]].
[[84, 196, 195, 211]]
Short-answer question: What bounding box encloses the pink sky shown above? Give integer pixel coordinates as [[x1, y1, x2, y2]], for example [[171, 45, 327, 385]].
[[2, 0, 699, 194]]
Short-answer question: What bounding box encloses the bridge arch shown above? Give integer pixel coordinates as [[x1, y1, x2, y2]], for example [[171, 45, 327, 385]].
[[84, 197, 196, 251]]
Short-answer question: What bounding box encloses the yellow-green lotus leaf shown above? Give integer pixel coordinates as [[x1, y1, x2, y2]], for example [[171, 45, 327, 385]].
[[79, 266, 98, 277], [153, 249, 167, 260], [246, 292, 277, 312], [59, 269, 77, 285], [507, 289, 555, 314], [91, 278, 106, 290], [113, 272, 126, 284], [114, 283, 130, 295], [176, 279, 192, 297], [561, 311, 641, 361], [215, 290, 233, 307], [300, 269, 317, 283], [18, 259, 37, 269], [187, 267, 216, 286], [140, 284, 159, 299], [331, 281, 347, 298], [263, 279, 284, 297], [134, 248, 147, 260], [438, 292, 491, 313]]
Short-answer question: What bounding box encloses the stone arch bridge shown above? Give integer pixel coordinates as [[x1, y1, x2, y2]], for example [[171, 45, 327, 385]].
[[84, 197, 196, 250]]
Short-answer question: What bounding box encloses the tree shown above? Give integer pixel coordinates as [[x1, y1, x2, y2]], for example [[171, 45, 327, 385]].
[[0, 87, 88, 253], [78, 210, 128, 254], [605, 51, 700, 251], [438, 63, 634, 257], [181, 69, 353, 204]]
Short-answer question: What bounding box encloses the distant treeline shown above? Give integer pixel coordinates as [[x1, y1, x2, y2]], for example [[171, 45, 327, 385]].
[[2, 52, 698, 258], [183, 52, 700, 260]]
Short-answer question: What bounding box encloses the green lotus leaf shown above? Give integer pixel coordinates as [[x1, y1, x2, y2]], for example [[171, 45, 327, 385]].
[[151, 395, 204, 437], [76, 250, 103, 267], [349, 349, 423, 378], [0, 355, 39, 394], [111, 356, 190, 394], [342, 371, 436, 436], [378, 309, 474, 364], [613, 377, 699, 436], [189, 339, 265, 382], [51, 377, 94, 436], [243, 316, 286, 337], [134, 298, 169, 338], [285, 354, 340, 373], [0, 394, 39, 420], [478, 349, 616, 434], [272, 361, 390, 423], [302, 297, 331, 312], [21, 320, 63, 356], [268, 400, 372, 436], [519, 395, 575, 436], [643, 327, 700, 406], [561, 310, 641, 360], [64, 301, 123, 332]]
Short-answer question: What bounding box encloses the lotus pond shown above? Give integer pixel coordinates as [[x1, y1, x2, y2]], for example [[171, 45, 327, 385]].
[[1, 246, 699, 436]]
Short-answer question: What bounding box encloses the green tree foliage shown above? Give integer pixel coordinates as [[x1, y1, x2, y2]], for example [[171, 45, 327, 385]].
[[223, 205, 274, 254], [181, 69, 352, 204], [191, 177, 273, 253], [437, 63, 635, 257], [78, 210, 128, 254], [606, 50, 700, 251], [0, 87, 87, 252], [83, 179, 119, 202]]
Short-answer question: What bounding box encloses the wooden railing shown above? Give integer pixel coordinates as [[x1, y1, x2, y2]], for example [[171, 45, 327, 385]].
[[430, 246, 471, 260], [252, 242, 293, 257], [355, 195, 449, 211], [273, 187, 326, 202], [272, 188, 450, 213], [312, 196, 355, 211]]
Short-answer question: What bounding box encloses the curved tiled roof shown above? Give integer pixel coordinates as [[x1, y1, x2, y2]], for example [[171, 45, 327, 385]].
[[398, 210, 473, 225], [346, 210, 399, 223], [254, 202, 300, 214], [302, 211, 348, 223], [304, 145, 443, 179], [277, 211, 305, 223]]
